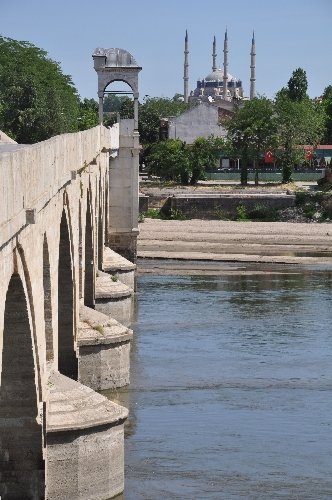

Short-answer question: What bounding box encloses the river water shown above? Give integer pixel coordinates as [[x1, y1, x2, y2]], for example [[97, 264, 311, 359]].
[[107, 259, 332, 500]]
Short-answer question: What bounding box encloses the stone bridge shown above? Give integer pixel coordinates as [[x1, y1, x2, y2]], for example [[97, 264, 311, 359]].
[[0, 119, 140, 499]]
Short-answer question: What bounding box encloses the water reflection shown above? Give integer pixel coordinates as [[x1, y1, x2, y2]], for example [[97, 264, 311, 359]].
[[105, 260, 332, 499]]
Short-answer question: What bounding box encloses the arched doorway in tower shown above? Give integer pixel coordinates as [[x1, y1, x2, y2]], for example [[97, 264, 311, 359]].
[[0, 273, 44, 498], [58, 209, 77, 379], [84, 191, 95, 308]]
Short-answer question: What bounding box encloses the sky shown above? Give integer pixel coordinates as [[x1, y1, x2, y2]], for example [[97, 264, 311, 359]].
[[2, 0, 332, 101]]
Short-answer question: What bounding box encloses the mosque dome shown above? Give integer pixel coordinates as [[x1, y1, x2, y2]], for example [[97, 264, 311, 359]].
[[205, 69, 235, 82]]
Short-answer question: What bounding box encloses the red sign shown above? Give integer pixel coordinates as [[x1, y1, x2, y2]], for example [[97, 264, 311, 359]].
[[305, 149, 313, 160], [264, 151, 275, 164]]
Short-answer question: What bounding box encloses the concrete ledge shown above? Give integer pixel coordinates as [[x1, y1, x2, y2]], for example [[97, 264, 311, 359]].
[[46, 371, 127, 433], [77, 305, 132, 346], [96, 270, 132, 299], [103, 246, 136, 272], [103, 246, 136, 289], [77, 306, 133, 390]]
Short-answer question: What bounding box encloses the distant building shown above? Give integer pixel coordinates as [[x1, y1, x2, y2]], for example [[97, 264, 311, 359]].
[[167, 102, 227, 144], [183, 30, 256, 105]]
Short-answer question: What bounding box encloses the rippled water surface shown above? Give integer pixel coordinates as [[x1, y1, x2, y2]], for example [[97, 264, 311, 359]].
[[108, 260, 332, 500]]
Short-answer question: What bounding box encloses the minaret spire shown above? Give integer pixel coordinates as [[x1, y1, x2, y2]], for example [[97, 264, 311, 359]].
[[184, 30, 189, 104], [250, 30, 256, 99], [212, 35, 217, 72], [223, 28, 228, 100]]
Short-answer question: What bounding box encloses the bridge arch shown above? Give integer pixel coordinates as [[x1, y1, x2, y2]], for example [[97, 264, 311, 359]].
[[84, 189, 95, 308], [58, 208, 77, 380], [43, 234, 54, 363], [98, 175, 104, 269], [78, 200, 83, 299], [0, 273, 44, 498]]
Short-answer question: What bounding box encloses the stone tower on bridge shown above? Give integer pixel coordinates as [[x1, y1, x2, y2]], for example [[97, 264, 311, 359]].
[[93, 48, 142, 263]]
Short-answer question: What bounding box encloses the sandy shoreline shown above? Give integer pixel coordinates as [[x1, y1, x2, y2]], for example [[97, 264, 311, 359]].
[[137, 218, 332, 266]]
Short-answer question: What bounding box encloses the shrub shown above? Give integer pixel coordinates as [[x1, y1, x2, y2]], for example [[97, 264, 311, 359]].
[[236, 204, 249, 220], [248, 203, 279, 221]]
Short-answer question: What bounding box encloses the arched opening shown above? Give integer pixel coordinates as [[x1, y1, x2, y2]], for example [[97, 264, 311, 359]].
[[43, 234, 54, 362], [58, 209, 77, 379], [104, 174, 109, 245], [78, 201, 83, 299], [98, 178, 104, 269], [102, 80, 134, 126], [84, 191, 95, 308], [0, 274, 44, 498]]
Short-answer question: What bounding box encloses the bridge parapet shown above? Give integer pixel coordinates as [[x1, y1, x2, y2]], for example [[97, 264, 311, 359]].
[[0, 124, 118, 247]]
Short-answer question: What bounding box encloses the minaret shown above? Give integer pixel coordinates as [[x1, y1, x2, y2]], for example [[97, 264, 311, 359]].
[[250, 31, 256, 99], [184, 30, 189, 103], [223, 29, 228, 100], [212, 35, 217, 72]]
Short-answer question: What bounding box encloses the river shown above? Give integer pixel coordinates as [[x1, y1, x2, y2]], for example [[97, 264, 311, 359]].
[[106, 259, 332, 500]]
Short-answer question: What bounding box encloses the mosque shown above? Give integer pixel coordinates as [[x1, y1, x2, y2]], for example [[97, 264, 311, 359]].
[[183, 30, 256, 104], [166, 30, 256, 144]]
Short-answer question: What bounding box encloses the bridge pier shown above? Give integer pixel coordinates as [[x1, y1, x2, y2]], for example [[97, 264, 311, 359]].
[[103, 246, 136, 290], [78, 305, 132, 390], [45, 371, 127, 500]]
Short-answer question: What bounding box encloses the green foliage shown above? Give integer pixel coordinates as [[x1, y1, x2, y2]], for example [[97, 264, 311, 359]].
[[317, 177, 332, 191], [236, 204, 249, 220], [287, 68, 308, 101], [78, 98, 98, 131], [138, 97, 189, 145], [141, 207, 186, 220], [188, 136, 224, 185], [295, 191, 332, 220], [0, 35, 80, 143], [143, 208, 162, 219], [322, 196, 332, 219], [93, 324, 104, 335], [248, 203, 279, 221], [274, 89, 325, 183], [321, 85, 332, 143], [146, 135, 224, 185], [146, 139, 190, 183], [295, 191, 309, 206], [224, 97, 276, 185], [213, 207, 228, 220], [167, 208, 186, 220]]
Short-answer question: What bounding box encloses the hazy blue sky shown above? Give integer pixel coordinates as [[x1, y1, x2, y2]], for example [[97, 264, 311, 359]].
[[2, 0, 332, 101]]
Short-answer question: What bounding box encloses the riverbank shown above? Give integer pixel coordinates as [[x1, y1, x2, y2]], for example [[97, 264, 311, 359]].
[[137, 219, 332, 265]]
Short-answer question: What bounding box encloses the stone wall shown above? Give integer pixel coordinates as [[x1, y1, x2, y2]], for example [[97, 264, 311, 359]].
[[159, 193, 296, 219]]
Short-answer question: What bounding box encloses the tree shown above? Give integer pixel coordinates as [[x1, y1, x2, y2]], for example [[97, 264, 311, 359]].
[[188, 136, 224, 185], [224, 97, 275, 185], [0, 36, 80, 143], [138, 97, 189, 145], [145, 135, 224, 185], [287, 68, 308, 101], [146, 139, 190, 184], [78, 98, 98, 131], [321, 85, 332, 144], [274, 90, 325, 182]]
